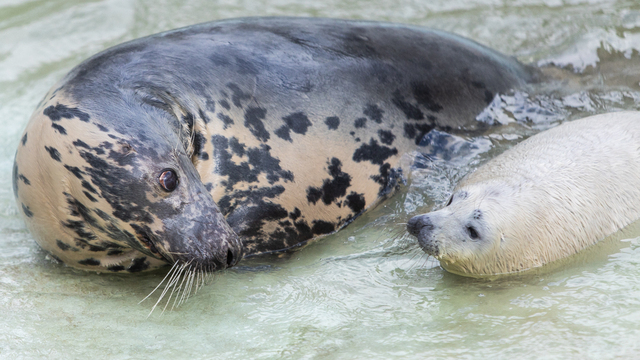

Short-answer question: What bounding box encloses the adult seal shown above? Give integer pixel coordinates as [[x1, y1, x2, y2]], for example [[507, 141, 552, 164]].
[[13, 17, 536, 273], [407, 112, 640, 276]]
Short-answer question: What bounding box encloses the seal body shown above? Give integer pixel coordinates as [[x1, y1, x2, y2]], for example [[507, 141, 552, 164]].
[[13, 17, 535, 272], [407, 112, 640, 276]]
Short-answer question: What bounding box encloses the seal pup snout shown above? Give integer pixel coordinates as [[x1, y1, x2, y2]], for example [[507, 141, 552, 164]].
[[407, 214, 440, 257]]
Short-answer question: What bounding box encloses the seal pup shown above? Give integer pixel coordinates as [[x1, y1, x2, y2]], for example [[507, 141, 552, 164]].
[[407, 112, 640, 276], [13, 17, 536, 273]]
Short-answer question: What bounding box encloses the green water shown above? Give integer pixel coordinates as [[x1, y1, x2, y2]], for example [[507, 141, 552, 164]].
[[3, 0, 640, 358]]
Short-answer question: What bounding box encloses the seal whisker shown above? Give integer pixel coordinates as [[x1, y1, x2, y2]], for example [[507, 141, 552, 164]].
[[182, 269, 196, 305], [170, 262, 193, 311], [402, 251, 423, 270], [140, 261, 179, 306], [162, 262, 189, 314], [176, 264, 194, 308], [147, 261, 184, 316]]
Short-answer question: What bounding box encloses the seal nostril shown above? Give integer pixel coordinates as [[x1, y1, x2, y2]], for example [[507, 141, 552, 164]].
[[226, 249, 234, 267]]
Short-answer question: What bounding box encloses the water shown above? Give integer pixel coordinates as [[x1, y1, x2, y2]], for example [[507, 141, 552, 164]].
[[2, 0, 640, 358]]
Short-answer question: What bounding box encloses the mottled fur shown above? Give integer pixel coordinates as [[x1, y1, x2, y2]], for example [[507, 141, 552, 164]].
[[13, 17, 534, 272]]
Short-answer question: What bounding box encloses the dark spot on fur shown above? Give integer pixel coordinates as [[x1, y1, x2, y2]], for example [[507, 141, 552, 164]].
[[311, 220, 335, 235], [64, 165, 84, 179], [378, 130, 395, 145], [306, 187, 323, 204], [411, 82, 443, 113], [229, 137, 246, 157], [19, 174, 30, 185], [352, 139, 398, 165], [108, 265, 126, 272], [363, 104, 383, 123], [205, 99, 216, 114], [289, 208, 301, 220], [56, 240, 72, 251], [51, 123, 67, 135], [107, 249, 123, 256], [228, 83, 251, 108], [81, 180, 98, 194], [473, 209, 482, 220], [22, 204, 33, 218], [96, 124, 109, 132], [244, 107, 269, 142], [83, 191, 98, 202], [325, 116, 340, 130], [219, 100, 231, 110], [127, 257, 149, 272], [283, 112, 312, 135], [354, 117, 367, 128], [275, 112, 313, 142], [306, 158, 352, 206], [199, 108, 211, 124], [73, 139, 90, 149], [217, 113, 234, 129], [274, 126, 292, 141], [193, 132, 208, 160], [43, 104, 90, 122], [45, 146, 61, 162], [345, 192, 366, 214], [78, 258, 100, 266], [21, 133, 27, 145], [392, 90, 424, 120]]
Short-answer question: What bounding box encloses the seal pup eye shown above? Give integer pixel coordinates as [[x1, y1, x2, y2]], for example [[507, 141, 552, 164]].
[[467, 225, 479, 240], [158, 169, 179, 192]]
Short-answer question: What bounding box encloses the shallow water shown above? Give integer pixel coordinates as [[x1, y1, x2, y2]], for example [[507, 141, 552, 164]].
[[3, 0, 640, 358]]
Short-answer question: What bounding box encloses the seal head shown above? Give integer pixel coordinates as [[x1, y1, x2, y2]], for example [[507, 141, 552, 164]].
[[13, 79, 244, 272]]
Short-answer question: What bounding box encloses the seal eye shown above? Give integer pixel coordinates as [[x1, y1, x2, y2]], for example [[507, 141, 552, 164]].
[[446, 195, 453, 206], [467, 226, 479, 240], [158, 169, 179, 192]]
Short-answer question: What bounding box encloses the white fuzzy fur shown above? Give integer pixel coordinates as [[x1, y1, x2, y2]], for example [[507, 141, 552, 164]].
[[423, 111, 640, 275]]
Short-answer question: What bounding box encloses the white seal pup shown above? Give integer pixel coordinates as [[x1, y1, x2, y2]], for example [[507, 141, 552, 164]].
[[407, 112, 640, 276]]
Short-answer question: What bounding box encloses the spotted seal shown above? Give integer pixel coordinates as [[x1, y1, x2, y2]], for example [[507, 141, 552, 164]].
[[13, 17, 535, 273], [407, 112, 640, 276]]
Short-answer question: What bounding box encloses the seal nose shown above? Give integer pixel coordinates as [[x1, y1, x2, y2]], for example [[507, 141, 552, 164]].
[[220, 240, 243, 268], [407, 214, 433, 237]]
